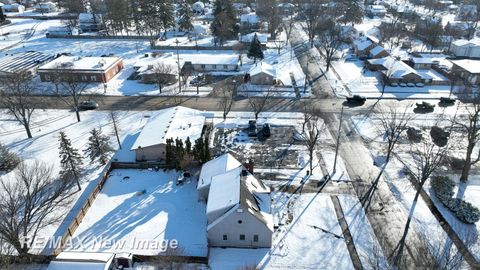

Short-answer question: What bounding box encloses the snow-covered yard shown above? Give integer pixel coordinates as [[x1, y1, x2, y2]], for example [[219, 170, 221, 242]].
[[67, 169, 208, 256]]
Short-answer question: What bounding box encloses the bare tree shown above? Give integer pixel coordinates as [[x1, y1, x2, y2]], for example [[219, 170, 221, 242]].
[[0, 161, 73, 256], [219, 85, 235, 122], [295, 0, 325, 48], [151, 62, 176, 94], [50, 68, 91, 122], [362, 108, 413, 211], [248, 88, 272, 120], [316, 19, 342, 72], [256, 0, 281, 39], [108, 111, 122, 149], [300, 112, 322, 174], [0, 72, 39, 139], [452, 95, 480, 182], [392, 140, 448, 266]]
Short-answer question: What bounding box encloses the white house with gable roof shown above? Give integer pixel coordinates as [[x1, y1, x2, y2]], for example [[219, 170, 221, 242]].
[[131, 106, 205, 162], [198, 153, 273, 248]]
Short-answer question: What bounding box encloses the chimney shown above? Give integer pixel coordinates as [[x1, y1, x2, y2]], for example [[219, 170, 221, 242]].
[[244, 160, 254, 174]]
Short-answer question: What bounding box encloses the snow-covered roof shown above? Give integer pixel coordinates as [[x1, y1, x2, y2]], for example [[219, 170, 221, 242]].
[[206, 166, 273, 231], [452, 38, 480, 48], [0, 51, 53, 74], [368, 56, 419, 78], [134, 58, 181, 75], [192, 1, 205, 11], [240, 12, 259, 24], [369, 45, 386, 57], [48, 252, 114, 270], [451, 59, 480, 74], [198, 153, 242, 190], [183, 53, 239, 66], [240, 32, 269, 44], [131, 106, 205, 150], [354, 39, 373, 51], [411, 57, 434, 64], [249, 62, 276, 77], [38, 56, 122, 72], [368, 5, 387, 12], [79, 13, 102, 23]]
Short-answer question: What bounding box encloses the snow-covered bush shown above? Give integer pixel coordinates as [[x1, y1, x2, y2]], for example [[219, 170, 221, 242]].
[[0, 143, 21, 173], [431, 176, 480, 224]]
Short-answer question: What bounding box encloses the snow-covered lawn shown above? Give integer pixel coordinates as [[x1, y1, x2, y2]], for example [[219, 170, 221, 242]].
[[332, 60, 453, 99], [67, 169, 208, 257], [210, 193, 354, 270]]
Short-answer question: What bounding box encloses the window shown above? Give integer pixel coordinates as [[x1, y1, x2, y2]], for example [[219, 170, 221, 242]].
[[44, 75, 51, 81], [253, 235, 259, 242], [223, 65, 228, 69], [223, 235, 227, 241], [240, 234, 245, 241], [238, 220, 243, 224], [81, 75, 88, 81], [90, 75, 96, 81], [212, 65, 217, 69], [201, 64, 206, 69]]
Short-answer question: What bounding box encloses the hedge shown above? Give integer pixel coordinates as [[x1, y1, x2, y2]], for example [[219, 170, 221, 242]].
[[431, 176, 480, 224]]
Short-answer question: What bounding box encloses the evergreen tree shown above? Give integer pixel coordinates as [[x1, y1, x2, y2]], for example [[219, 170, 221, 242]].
[[247, 33, 264, 62], [193, 137, 204, 162], [84, 128, 113, 165], [159, 0, 176, 39], [58, 131, 83, 191], [203, 137, 211, 162], [0, 143, 20, 173], [174, 138, 185, 169], [185, 137, 192, 154], [165, 138, 175, 168], [178, 1, 194, 32], [210, 0, 237, 45]]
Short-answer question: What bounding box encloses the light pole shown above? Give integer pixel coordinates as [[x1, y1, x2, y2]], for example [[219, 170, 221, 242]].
[[304, 60, 310, 94], [332, 105, 344, 174], [174, 38, 181, 94]]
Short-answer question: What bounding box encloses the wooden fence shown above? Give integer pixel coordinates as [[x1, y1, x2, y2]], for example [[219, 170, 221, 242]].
[[53, 162, 115, 256]]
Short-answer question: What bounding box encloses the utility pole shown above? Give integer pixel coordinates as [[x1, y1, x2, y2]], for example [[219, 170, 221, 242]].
[[174, 38, 181, 94], [333, 105, 344, 174]]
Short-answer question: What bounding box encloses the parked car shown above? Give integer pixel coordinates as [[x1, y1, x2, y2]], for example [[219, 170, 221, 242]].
[[248, 120, 256, 137], [79, 100, 98, 110], [439, 97, 455, 106], [346, 95, 366, 105], [415, 101, 435, 111], [262, 123, 271, 137]]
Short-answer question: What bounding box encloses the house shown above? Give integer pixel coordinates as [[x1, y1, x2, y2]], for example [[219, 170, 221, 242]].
[[353, 39, 375, 57], [240, 32, 269, 47], [38, 56, 124, 83], [199, 153, 273, 248], [410, 57, 436, 69], [367, 5, 387, 17], [240, 12, 260, 28], [247, 62, 281, 85], [369, 45, 389, 59], [133, 57, 183, 84], [449, 39, 480, 58], [46, 26, 80, 36], [47, 252, 116, 270], [0, 51, 53, 76], [78, 13, 103, 32], [34, 2, 57, 13], [451, 59, 480, 85], [185, 53, 240, 72], [367, 57, 423, 84], [197, 153, 242, 201], [131, 106, 205, 162], [2, 3, 24, 13]]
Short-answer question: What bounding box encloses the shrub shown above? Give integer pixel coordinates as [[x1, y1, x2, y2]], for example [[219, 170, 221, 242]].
[[448, 156, 465, 171], [431, 175, 480, 224], [430, 126, 449, 147], [0, 143, 21, 173]]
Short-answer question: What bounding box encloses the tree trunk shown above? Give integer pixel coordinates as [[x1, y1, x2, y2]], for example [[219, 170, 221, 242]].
[[309, 148, 314, 173], [461, 144, 473, 182], [24, 123, 32, 139], [393, 185, 422, 266], [75, 108, 81, 122]]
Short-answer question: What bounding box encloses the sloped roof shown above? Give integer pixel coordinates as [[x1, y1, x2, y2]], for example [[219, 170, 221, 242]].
[[452, 38, 480, 47], [240, 12, 259, 23], [48, 252, 114, 270], [354, 39, 373, 51], [206, 167, 242, 220], [451, 59, 480, 74], [249, 62, 276, 78], [131, 106, 205, 150], [240, 32, 269, 44], [0, 51, 53, 74], [369, 45, 386, 57], [198, 153, 242, 190]]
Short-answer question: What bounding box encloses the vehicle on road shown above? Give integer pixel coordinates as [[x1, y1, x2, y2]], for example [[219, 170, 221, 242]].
[[415, 101, 435, 110], [346, 95, 366, 105], [262, 123, 271, 138], [79, 100, 98, 110], [439, 97, 455, 106]]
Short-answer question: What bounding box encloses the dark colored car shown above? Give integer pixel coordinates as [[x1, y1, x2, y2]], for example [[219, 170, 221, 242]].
[[439, 97, 455, 106], [262, 123, 271, 138], [346, 95, 366, 105], [79, 100, 98, 110], [248, 120, 256, 137], [415, 101, 435, 110]]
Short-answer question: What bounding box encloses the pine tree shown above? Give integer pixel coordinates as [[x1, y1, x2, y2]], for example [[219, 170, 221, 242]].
[[178, 1, 194, 32], [193, 137, 204, 162], [159, 0, 176, 39], [174, 138, 185, 169], [210, 0, 237, 45], [58, 131, 83, 191], [203, 137, 211, 163], [185, 137, 192, 154], [247, 34, 264, 62], [0, 143, 20, 173], [84, 128, 113, 165], [165, 138, 175, 168]]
